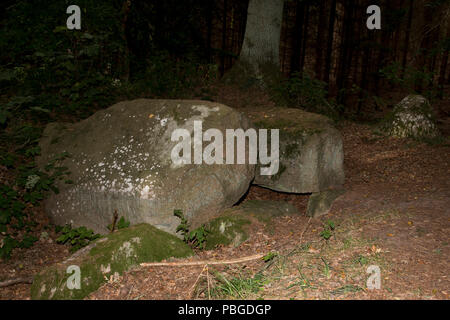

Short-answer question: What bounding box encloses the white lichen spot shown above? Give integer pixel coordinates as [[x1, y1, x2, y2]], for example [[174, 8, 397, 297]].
[[101, 264, 111, 274], [191, 105, 219, 118], [160, 118, 168, 126], [49, 287, 57, 299], [131, 237, 141, 244], [116, 241, 136, 260], [219, 221, 232, 234]]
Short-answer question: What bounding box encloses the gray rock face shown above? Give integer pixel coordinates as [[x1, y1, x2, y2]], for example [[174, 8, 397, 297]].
[[38, 99, 255, 235], [386, 95, 439, 139], [306, 189, 345, 217], [249, 107, 345, 194]]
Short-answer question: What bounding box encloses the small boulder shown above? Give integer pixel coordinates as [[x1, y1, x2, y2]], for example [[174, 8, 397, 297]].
[[385, 95, 439, 139], [30, 224, 193, 300]]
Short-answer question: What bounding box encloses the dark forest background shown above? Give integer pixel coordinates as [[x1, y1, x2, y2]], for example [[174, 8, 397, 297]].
[[1, 0, 449, 120], [0, 1, 449, 258]]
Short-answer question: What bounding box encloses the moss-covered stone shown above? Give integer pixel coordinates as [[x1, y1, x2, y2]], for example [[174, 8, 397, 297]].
[[380, 95, 439, 139], [248, 106, 345, 194], [30, 224, 193, 300], [205, 215, 251, 250], [306, 189, 345, 218], [205, 200, 300, 249]]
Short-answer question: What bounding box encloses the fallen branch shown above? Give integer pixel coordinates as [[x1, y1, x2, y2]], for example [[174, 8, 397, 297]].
[[140, 253, 265, 268], [0, 276, 34, 288]]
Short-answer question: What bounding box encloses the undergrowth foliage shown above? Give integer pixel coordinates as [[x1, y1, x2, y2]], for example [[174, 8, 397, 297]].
[[0, 1, 216, 260], [55, 224, 100, 253], [0, 150, 71, 259], [269, 72, 341, 118], [174, 209, 209, 249]]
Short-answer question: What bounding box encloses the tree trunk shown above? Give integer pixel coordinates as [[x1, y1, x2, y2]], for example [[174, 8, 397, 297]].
[[206, 0, 213, 62], [290, 1, 305, 76], [315, 1, 326, 80], [401, 0, 413, 79], [237, 0, 285, 79], [324, 0, 337, 89], [438, 22, 450, 98], [337, 0, 354, 105], [220, 0, 228, 76], [299, 2, 310, 75]]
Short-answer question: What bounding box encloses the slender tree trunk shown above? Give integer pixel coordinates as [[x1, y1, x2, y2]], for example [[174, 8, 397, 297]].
[[438, 23, 450, 98], [220, 0, 228, 76], [324, 0, 337, 91], [206, 0, 213, 62], [358, 27, 373, 115], [299, 2, 310, 74], [315, 1, 326, 80], [290, 0, 305, 76], [120, 0, 131, 81], [337, 0, 354, 105], [415, 4, 434, 93], [401, 0, 413, 79]]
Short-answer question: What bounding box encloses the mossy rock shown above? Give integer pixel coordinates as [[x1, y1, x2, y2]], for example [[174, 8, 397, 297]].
[[30, 224, 193, 300], [380, 95, 439, 139], [205, 200, 299, 250], [247, 106, 345, 193], [306, 189, 345, 218], [205, 215, 251, 250]]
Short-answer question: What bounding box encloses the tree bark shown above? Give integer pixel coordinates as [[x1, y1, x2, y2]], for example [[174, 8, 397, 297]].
[[324, 0, 337, 90], [315, 1, 326, 80], [220, 0, 228, 76], [238, 0, 285, 79], [401, 0, 413, 79], [290, 0, 305, 76], [299, 2, 310, 75]]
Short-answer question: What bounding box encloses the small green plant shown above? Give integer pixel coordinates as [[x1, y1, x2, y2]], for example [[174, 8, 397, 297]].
[[319, 220, 336, 241], [116, 216, 130, 230], [321, 257, 332, 279], [56, 224, 100, 252], [211, 270, 266, 299], [262, 251, 278, 262], [107, 215, 130, 232], [0, 234, 38, 260], [356, 254, 368, 266], [330, 284, 363, 296], [174, 209, 209, 249]]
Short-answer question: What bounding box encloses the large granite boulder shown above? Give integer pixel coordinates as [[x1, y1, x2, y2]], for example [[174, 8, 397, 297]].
[[31, 224, 193, 300], [246, 107, 345, 217], [385, 95, 439, 139], [248, 107, 344, 193], [37, 99, 255, 234]]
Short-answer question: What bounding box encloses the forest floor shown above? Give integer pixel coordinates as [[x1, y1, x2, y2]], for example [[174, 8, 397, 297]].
[[0, 85, 449, 300]]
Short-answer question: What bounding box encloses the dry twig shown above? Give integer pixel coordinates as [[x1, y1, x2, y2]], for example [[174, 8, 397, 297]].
[[140, 253, 265, 268], [0, 276, 34, 288]]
